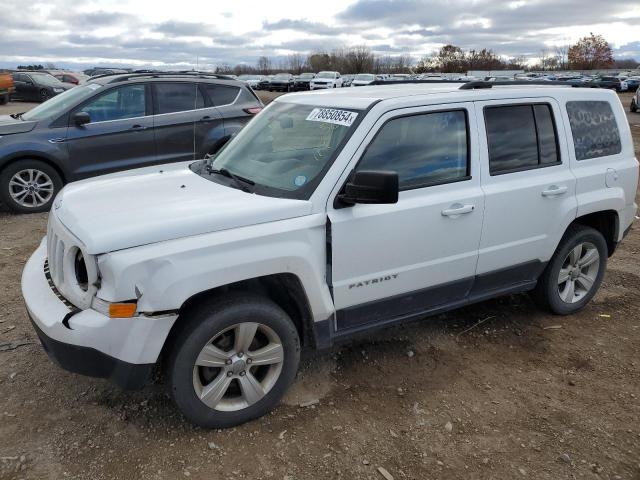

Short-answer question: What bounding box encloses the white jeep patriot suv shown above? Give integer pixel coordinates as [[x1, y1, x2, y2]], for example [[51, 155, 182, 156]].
[[22, 82, 638, 428]]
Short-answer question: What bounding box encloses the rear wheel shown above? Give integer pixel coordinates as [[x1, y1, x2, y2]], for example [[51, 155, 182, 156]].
[[631, 98, 638, 113], [533, 225, 607, 315], [0, 160, 63, 213], [0, 94, 8, 105], [168, 293, 301, 428]]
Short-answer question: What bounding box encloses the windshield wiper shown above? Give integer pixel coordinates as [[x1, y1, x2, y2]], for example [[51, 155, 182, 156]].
[[206, 166, 255, 192], [9, 112, 24, 120]]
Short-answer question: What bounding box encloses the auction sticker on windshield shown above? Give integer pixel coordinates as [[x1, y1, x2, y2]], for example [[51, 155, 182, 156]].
[[306, 108, 358, 127]]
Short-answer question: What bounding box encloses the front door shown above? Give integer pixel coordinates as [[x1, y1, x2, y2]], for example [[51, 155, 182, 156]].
[[65, 83, 156, 179], [328, 103, 484, 332]]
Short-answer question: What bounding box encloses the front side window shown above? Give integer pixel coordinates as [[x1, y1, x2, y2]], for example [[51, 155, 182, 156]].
[[207, 102, 360, 197], [566, 101, 621, 160], [80, 84, 146, 122], [154, 82, 204, 114], [485, 104, 560, 175], [357, 110, 469, 190]]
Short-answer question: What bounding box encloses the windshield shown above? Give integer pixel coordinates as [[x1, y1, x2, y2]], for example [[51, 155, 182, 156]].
[[355, 74, 374, 81], [206, 102, 361, 198], [316, 72, 335, 79], [29, 73, 64, 86], [299, 73, 314, 79], [274, 74, 289, 79], [22, 83, 103, 121]]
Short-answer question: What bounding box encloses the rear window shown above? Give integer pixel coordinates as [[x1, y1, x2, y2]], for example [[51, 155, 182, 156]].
[[485, 104, 560, 174], [154, 83, 204, 114], [566, 101, 622, 160], [204, 84, 240, 106]]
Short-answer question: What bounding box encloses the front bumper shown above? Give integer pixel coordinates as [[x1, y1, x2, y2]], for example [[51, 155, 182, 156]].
[[310, 84, 332, 89], [22, 239, 177, 389]]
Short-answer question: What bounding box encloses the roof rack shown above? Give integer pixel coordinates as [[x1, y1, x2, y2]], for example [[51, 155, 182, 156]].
[[370, 79, 589, 89], [90, 71, 236, 83]]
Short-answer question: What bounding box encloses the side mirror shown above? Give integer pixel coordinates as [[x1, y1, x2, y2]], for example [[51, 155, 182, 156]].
[[337, 170, 399, 207], [73, 111, 91, 126]]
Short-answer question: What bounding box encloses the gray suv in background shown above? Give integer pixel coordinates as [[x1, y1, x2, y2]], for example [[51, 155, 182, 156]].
[[0, 72, 263, 213]]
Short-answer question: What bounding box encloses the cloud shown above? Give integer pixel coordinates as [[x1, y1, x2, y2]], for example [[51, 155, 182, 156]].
[[0, 0, 638, 69]]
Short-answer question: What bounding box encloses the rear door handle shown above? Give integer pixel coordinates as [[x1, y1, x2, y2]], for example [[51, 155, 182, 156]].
[[200, 115, 213, 122], [131, 124, 147, 131], [442, 203, 475, 217], [541, 185, 568, 197]]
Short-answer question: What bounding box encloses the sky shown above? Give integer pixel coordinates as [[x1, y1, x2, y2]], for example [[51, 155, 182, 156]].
[[1, 0, 639, 70]]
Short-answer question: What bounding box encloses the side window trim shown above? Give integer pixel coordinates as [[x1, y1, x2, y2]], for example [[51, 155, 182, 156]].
[[354, 108, 472, 192], [484, 102, 562, 176]]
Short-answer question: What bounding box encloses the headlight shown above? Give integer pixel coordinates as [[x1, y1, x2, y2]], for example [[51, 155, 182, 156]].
[[53, 88, 64, 93]]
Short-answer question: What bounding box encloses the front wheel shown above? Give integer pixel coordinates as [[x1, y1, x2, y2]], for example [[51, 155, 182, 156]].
[[39, 89, 51, 102], [0, 94, 8, 105], [533, 225, 607, 315], [168, 293, 301, 428], [631, 99, 638, 113], [0, 160, 63, 213]]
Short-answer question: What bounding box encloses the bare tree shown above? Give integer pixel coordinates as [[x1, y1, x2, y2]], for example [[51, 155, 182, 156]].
[[256, 56, 272, 75], [346, 46, 375, 73], [555, 45, 569, 70], [287, 54, 305, 74]]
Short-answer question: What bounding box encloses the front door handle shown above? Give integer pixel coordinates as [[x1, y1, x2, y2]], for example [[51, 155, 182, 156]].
[[541, 185, 568, 197], [131, 124, 147, 131], [442, 203, 475, 217], [200, 115, 213, 122]]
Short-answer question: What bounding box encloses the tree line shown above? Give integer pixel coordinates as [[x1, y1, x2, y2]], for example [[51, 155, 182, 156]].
[[216, 34, 637, 76]]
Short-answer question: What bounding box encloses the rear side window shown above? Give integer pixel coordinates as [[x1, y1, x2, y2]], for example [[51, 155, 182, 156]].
[[566, 101, 622, 160], [154, 83, 204, 114], [204, 84, 240, 106], [357, 110, 469, 190], [485, 104, 560, 175]]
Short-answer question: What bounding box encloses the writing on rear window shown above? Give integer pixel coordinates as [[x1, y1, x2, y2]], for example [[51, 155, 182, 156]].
[[306, 108, 358, 127]]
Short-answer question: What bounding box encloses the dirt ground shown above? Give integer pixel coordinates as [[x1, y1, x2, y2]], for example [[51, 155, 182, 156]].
[[1, 91, 639, 480]]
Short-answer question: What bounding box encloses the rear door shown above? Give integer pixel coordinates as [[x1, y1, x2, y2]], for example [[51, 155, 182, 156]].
[[201, 83, 256, 152], [473, 98, 577, 289], [151, 81, 208, 163], [65, 83, 156, 179]]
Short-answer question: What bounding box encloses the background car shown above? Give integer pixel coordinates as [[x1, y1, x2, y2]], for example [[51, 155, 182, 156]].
[[0, 72, 263, 213], [47, 70, 90, 85], [293, 72, 315, 91], [631, 87, 640, 113], [0, 71, 14, 104], [591, 76, 628, 92], [625, 76, 640, 92], [11, 71, 74, 102], [84, 67, 130, 77], [269, 73, 295, 92], [238, 74, 265, 89], [350, 73, 376, 86], [257, 75, 273, 90], [310, 71, 343, 89], [342, 74, 355, 87]]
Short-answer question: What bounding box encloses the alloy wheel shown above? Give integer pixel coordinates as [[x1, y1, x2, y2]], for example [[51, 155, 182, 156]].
[[192, 322, 284, 412], [557, 242, 600, 303], [8, 169, 55, 208]]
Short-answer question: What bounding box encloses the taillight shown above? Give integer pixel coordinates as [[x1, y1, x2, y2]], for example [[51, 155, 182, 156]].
[[244, 107, 262, 115]]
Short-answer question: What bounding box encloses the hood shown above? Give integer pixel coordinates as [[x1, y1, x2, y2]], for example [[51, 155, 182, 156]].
[[53, 162, 313, 254], [0, 115, 37, 135]]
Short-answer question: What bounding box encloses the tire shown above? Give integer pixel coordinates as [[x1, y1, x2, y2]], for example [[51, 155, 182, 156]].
[[631, 99, 638, 113], [0, 94, 8, 105], [39, 89, 51, 102], [167, 292, 301, 429], [0, 160, 63, 213], [533, 225, 607, 315]]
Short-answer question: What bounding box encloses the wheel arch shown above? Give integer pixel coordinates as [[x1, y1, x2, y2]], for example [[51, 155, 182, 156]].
[[569, 209, 619, 256], [160, 273, 315, 361]]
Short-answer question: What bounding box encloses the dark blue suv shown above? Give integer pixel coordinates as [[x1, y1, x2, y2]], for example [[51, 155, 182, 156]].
[[0, 72, 263, 213]]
